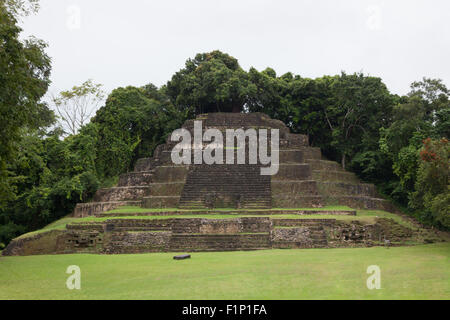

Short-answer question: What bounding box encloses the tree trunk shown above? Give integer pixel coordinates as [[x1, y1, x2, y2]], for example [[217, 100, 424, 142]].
[[341, 153, 346, 170]]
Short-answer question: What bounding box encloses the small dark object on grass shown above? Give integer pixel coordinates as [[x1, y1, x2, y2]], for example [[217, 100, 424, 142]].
[[174, 254, 191, 260]]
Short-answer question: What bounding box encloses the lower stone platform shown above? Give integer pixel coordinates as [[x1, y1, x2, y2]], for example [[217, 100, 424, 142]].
[[2, 215, 414, 256]]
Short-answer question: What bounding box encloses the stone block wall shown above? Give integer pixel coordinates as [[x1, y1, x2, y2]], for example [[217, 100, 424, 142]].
[[73, 201, 142, 218], [103, 232, 171, 254], [3, 217, 417, 256]]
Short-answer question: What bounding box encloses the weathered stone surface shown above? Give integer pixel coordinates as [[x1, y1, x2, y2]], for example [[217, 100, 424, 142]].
[[93, 186, 150, 202], [317, 182, 376, 197], [271, 195, 323, 208], [148, 182, 185, 196], [103, 231, 171, 254], [118, 172, 153, 187], [278, 150, 304, 163], [151, 166, 189, 183], [272, 227, 311, 242], [311, 170, 360, 183], [2, 230, 66, 256], [73, 201, 142, 218], [272, 164, 312, 181], [142, 196, 180, 208]]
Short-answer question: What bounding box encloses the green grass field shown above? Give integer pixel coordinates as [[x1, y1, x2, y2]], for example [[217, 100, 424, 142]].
[[1, 243, 449, 300]]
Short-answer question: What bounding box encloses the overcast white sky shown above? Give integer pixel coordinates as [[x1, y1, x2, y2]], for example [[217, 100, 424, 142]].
[[20, 0, 450, 98]]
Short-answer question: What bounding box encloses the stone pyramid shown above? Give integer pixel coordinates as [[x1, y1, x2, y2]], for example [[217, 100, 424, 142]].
[[74, 112, 392, 218], [5, 113, 418, 256]]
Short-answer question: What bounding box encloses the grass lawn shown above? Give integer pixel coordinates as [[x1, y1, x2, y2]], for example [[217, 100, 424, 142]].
[[0, 243, 449, 300]]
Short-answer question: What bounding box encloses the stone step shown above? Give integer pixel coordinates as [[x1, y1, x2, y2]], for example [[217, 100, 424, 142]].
[[93, 186, 150, 202], [151, 166, 189, 183], [272, 195, 323, 208], [73, 201, 142, 217], [271, 180, 319, 196], [112, 227, 172, 232], [305, 159, 343, 171], [311, 170, 360, 183], [272, 219, 336, 227], [317, 182, 377, 197], [169, 234, 272, 251], [278, 150, 305, 164], [180, 163, 271, 210], [182, 183, 270, 188], [181, 191, 271, 195], [149, 182, 185, 196], [272, 164, 312, 181], [324, 195, 392, 211], [142, 196, 180, 208], [296, 147, 322, 160], [118, 171, 153, 187]]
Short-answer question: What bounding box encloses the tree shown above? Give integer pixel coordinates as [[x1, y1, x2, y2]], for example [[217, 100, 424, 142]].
[[4, 0, 39, 17], [92, 85, 186, 178], [0, 1, 53, 207], [52, 79, 105, 135], [324, 72, 394, 169], [247, 67, 295, 126], [380, 78, 450, 207], [410, 138, 449, 228], [166, 50, 256, 115], [0, 128, 100, 245]]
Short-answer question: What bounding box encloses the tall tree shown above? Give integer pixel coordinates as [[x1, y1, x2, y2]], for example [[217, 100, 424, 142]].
[[324, 72, 394, 169], [380, 78, 449, 207], [247, 67, 294, 125], [410, 138, 449, 228], [91, 85, 185, 178], [52, 79, 105, 135], [166, 50, 256, 115], [0, 1, 53, 207], [4, 0, 39, 17]]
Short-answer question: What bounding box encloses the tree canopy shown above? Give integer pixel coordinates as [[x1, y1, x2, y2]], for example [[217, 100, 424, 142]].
[[166, 51, 256, 114]]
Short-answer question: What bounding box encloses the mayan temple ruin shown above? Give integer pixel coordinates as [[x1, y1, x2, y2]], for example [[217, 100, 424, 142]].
[[76, 113, 393, 213], [3, 112, 415, 256]]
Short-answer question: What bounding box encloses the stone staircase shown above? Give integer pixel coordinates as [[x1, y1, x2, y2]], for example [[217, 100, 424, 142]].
[[169, 233, 272, 252], [179, 164, 271, 209]]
